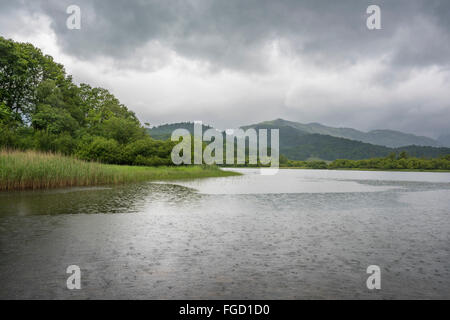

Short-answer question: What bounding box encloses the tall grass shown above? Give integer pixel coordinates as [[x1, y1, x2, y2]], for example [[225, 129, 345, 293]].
[[0, 150, 239, 191]]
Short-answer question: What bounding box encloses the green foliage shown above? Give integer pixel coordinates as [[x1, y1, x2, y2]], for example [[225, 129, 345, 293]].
[[398, 151, 408, 160], [76, 136, 121, 163], [134, 155, 171, 166], [122, 138, 175, 165], [32, 104, 79, 134], [281, 151, 450, 171], [100, 116, 145, 144], [327, 154, 450, 171], [0, 37, 67, 120], [282, 159, 328, 169], [0, 36, 177, 166], [0, 102, 12, 123]]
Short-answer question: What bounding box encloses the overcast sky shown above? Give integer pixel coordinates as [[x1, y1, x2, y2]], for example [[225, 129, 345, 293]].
[[1, 0, 449, 137]]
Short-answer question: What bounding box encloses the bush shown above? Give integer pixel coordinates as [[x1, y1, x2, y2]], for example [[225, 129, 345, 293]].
[[133, 155, 171, 166], [306, 161, 328, 169], [51, 133, 77, 155], [121, 138, 174, 165], [100, 116, 145, 144], [76, 136, 120, 163]]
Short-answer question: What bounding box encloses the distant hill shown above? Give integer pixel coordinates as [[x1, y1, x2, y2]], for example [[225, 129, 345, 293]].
[[257, 119, 441, 148], [147, 122, 213, 140], [148, 121, 450, 161], [242, 122, 450, 160], [437, 134, 450, 148], [281, 134, 450, 161]]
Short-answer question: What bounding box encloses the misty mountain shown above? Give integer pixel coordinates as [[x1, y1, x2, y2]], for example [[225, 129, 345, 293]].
[[148, 121, 450, 161], [146, 122, 213, 140], [437, 134, 450, 148], [241, 122, 450, 160], [255, 119, 441, 148]]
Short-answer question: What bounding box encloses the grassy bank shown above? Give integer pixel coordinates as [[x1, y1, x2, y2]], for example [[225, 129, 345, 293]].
[[0, 150, 240, 191]]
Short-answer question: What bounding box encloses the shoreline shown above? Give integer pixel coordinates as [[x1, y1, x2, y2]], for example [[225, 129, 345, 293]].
[[277, 167, 450, 173], [0, 150, 240, 191], [221, 166, 450, 173]]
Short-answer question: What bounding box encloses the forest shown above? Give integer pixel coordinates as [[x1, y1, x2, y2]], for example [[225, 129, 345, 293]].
[[0, 36, 175, 166]]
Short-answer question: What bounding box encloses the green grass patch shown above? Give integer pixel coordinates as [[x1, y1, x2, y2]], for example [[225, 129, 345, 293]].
[[0, 150, 240, 191]]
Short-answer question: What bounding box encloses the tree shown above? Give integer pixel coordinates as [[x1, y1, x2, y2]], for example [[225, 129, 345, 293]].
[[398, 151, 408, 160], [100, 116, 145, 144], [31, 104, 79, 135], [387, 152, 396, 161], [0, 36, 66, 121], [76, 136, 121, 164], [0, 102, 12, 124]]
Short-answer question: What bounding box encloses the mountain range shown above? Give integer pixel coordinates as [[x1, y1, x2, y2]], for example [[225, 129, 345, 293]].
[[147, 119, 450, 161], [251, 119, 441, 148], [437, 134, 450, 148]]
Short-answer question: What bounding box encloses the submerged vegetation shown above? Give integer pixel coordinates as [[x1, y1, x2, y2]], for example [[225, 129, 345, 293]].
[[0, 150, 239, 191]]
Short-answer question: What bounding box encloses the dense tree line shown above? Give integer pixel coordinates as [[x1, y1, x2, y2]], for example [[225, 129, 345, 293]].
[[0, 36, 175, 166], [282, 153, 450, 170]]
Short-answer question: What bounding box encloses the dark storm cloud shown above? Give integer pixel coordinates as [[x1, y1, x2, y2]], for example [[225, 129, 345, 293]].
[[3, 0, 450, 71], [1, 0, 449, 137]]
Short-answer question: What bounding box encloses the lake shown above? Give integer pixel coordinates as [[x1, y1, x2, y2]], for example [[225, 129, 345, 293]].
[[0, 168, 449, 299]]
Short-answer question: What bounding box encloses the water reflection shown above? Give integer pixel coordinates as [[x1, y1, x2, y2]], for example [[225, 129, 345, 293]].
[[0, 183, 200, 216], [0, 169, 449, 299]]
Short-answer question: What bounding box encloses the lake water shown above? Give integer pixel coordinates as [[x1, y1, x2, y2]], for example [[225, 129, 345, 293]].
[[0, 168, 449, 299]]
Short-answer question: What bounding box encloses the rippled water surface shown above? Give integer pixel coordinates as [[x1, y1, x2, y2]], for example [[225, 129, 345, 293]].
[[0, 169, 449, 299]]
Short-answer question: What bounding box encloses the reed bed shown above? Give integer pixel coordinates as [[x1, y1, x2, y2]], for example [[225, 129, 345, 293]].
[[0, 150, 239, 191]]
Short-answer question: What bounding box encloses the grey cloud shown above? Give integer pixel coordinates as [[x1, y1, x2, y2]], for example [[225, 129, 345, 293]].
[[1, 0, 449, 137], [2, 0, 450, 72]]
